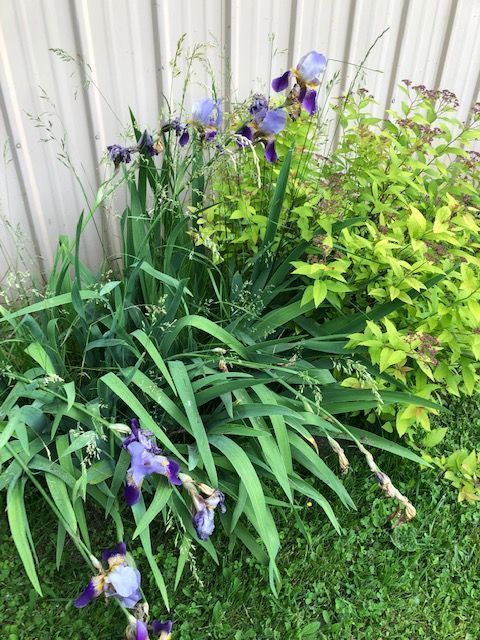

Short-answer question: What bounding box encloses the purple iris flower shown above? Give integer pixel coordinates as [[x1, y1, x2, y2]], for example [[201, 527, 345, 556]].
[[191, 98, 223, 140], [249, 94, 269, 121], [180, 474, 226, 540], [122, 419, 182, 506], [162, 117, 190, 147], [74, 542, 141, 609], [271, 50, 327, 115], [196, 490, 226, 540], [126, 619, 150, 640], [237, 106, 287, 163], [152, 620, 174, 639], [137, 130, 159, 157], [107, 144, 132, 168]]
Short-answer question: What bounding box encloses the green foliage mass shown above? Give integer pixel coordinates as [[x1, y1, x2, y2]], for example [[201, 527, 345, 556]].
[[2, 417, 480, 639], [0, 111, 430, 610], [196, 85, 480, 451]]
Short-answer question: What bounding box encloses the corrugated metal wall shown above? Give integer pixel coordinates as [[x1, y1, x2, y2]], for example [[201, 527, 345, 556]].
[[1, 0, 479, 279]]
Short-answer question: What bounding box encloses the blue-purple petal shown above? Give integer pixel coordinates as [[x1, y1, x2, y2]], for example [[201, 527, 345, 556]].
[[106, 566, 140, 597], [124, 482, 141, 506], [74, 578, 101, 608], [236, 124, 254, 146], [134, 620, 150, 640], [179, 129, 190, 146], [214, 98, 223, 127], [102, 542, 127, 564], [259, 109, 287, 135], [264, 140, 278, 163], [302, 89, 317, 115], [271, 69, 291, 92], [193, 505, 216, 540], [106, 566, 141, 608], [167, 459, 182, 485], [152, 620, 173, 638], [249, 94, 269, 121], [137, 130, 158, 157], [107, 144, 132, 166], [296, 51, 327, 84], [192, 98, 216, 126], [204, 128, 218, 141]]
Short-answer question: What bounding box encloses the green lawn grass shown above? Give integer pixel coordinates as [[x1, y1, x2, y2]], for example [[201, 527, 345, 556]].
[[1, 398, 479, 639]]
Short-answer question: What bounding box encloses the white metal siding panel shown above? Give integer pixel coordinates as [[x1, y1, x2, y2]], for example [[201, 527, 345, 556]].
[[0, 0, 479, 277]]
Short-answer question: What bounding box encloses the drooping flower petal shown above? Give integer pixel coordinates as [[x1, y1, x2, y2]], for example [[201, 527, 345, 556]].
[[123, 421, 183, 504], [193, 504, 216, 540], [105, 565, 142, 609], [179, 128, 190, 146], [152, 619, 173, 639], [126, 619, 150, 640], [264, 140, 278, 163], [124, 482, 141, 506], [302, 88, 317, 115], [136, 620, 150, 640], [166, 459, 182, 486], [73, 576, 104, 608], [296, 51, 327, 84], [271, 69, 291, 92], [259, 109, 287, 136], [236, 124, 254, 146]]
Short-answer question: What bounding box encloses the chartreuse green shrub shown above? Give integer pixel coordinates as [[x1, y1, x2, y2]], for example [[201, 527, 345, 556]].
[[195, 83, 480, 450], [0, 50, 434, 637]]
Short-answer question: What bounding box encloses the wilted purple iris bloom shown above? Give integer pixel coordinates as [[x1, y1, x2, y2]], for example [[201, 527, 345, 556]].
[[272, 50, 327, 115], [107, 144, 132, 168], [137, 129, 159, 157], [237, 103, 287, 163], [180, 474, 226, 540], [249, 94, 269, 120], [123, 418, 182, 506], [152, 620, 173, 639], [191, 98, 223, 140], [74, 542, 141, 609], [107, 129, 158, 167], [162, 117, 190, 146]]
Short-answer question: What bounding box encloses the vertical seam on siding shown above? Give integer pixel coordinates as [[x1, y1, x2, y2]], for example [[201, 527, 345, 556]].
[[433, 0, 459, 90], [383, 0, 411, 116], [0, 81, 46, 280], [223, 0, 232, 114], [68, 0, 111, 260], [287, 0, 298, 69], [151, 0, 165, 106]]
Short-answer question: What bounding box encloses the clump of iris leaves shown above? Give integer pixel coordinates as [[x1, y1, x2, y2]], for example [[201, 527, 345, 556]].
[[0, 48, 436, 638]]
